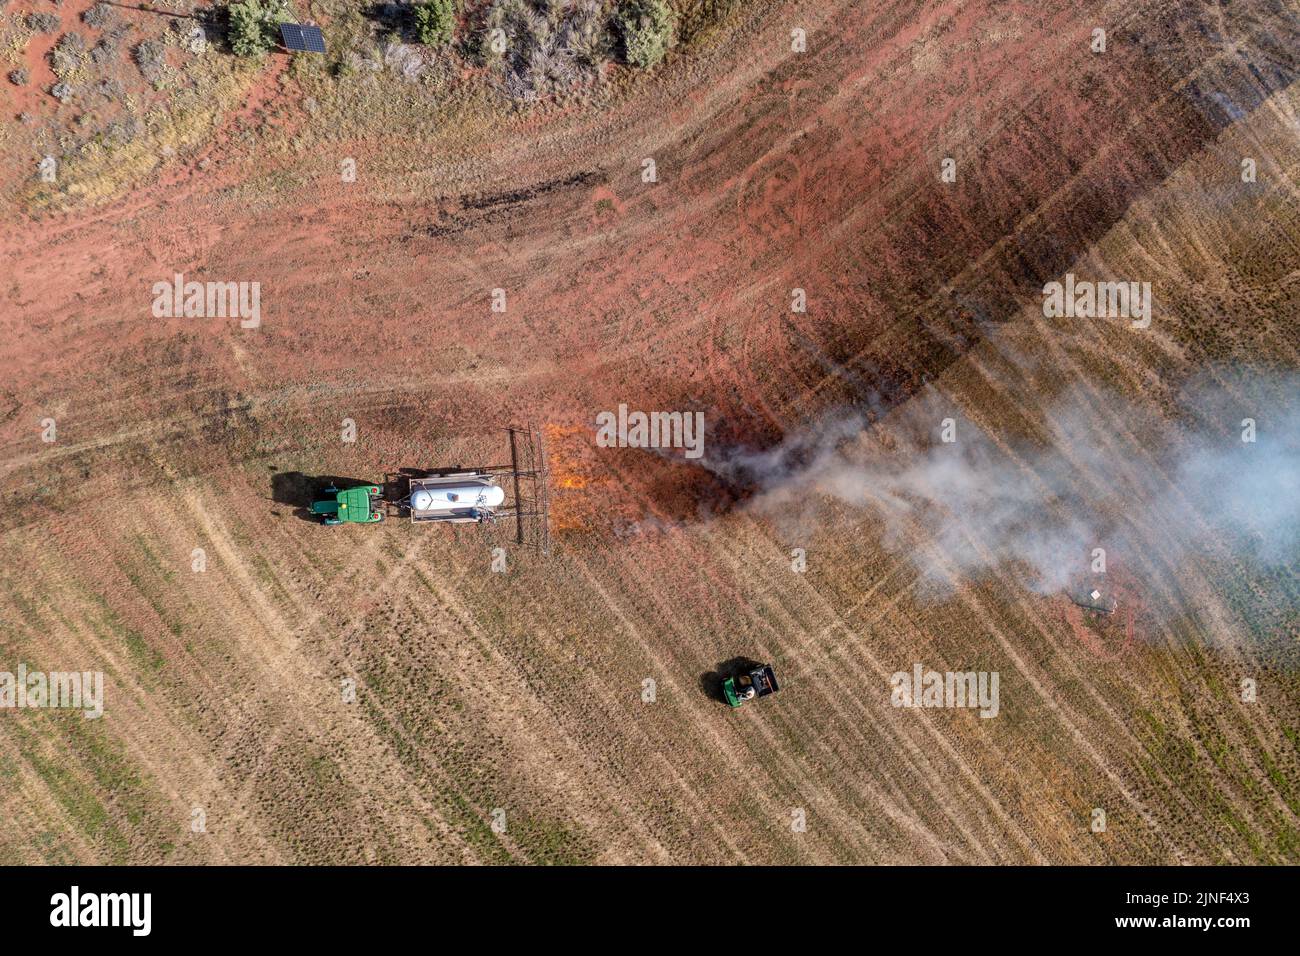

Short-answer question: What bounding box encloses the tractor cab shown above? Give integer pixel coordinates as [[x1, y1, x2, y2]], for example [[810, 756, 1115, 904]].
[[311, 485, 385, 525], [723, 664, 780, 708]]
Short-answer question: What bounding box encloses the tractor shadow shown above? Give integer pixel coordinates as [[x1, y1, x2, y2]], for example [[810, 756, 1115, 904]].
[[270, 470, 377, 523], [698, 657, 764, 706]]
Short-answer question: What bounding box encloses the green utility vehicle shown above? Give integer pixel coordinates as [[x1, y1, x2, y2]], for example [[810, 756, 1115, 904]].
[[310, 485, 385, 525], [723, 663, 780, 708]]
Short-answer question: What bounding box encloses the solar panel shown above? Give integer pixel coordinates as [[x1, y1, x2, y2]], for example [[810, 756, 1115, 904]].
[[280, 23, 326, 54]]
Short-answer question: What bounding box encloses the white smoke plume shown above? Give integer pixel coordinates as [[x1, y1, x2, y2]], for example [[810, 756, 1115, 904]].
[[706, 373, 1300, 598]]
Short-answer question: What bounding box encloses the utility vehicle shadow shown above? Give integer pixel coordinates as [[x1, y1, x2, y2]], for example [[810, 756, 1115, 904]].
[[698, 657, 764, 706]]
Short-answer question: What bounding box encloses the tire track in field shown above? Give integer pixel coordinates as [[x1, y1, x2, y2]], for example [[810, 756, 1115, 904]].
[[533, 554, 757, 863], [594, 446, 998, 860], [412, 562, 677, 864], [236, 490, 670, 862], [692, 524, 1018, 862], [0, 520, 256, 863], [906, 523, 1192, 862], [605, 523, 967, 862], [954, 321, 1299, 843], [179, 484, 469, 862], [714, 526, 1038, 861]]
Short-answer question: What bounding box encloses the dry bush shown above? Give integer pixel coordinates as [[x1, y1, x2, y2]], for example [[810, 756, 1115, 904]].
[[90, 28, 126, 66], [674, 0, 741, 47], [25, 12, 61, 34], [557, 0, 607, 66], [95, 76, 125, 101], [478, 0, 611, 103], [83, 2, 115, 30], [134, 38, 167, 85], [51, 32, 87, 79], [382, 40, 431, 82], [24, 10, 59, 33]]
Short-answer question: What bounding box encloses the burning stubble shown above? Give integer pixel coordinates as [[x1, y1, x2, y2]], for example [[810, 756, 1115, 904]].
[[704, 373, 1299, 611]]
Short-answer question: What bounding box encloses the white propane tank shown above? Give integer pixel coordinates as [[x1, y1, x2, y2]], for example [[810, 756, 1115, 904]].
[[411, 482, 505, 512]]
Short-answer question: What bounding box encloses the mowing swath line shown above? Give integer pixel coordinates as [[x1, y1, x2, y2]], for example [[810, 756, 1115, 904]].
[[566, 557, 761, 863], [799, 0, 1295, 407], [825, 459, 1171, 861], [0, 518, 263, 863], [187, 504, 429, 858], [618, 523, 973, 862], [137, 499, 312, 861], [710, 525, 1022, 862], [515, 550, 761, 863], [180, 485, 471, 860], [583, 452, 938, 859], [418, 558, 656, 862], [960, 333, 1300, 835], [478, 570, 681, 863], [936, 349, 1299, 853], [331, 593, 519, 862], [742, 551, 1011, 860], [255, 504, 480, 860], [412, 561, 674, 864], [585, 441, 979, 859], [925, 523, 1192, 862]]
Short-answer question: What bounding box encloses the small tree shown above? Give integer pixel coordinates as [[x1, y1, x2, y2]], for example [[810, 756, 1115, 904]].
[[228, 0, 293, 57], [414, 0, 457, 47], [615, 0, 674, 69]]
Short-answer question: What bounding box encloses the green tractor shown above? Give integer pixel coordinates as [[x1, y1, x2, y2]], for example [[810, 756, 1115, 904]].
[[723, 663, 780, 708], [310, 484, 385, 525]]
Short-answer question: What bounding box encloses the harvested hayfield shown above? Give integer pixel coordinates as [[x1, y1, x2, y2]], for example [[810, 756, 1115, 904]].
[[0, 0, 1297, 864]]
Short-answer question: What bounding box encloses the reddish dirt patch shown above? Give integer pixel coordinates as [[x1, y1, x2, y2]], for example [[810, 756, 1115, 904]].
[[1, 0, 1297, 866]]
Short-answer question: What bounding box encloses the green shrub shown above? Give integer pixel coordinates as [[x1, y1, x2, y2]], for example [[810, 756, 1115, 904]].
[[615, 0, 674, 68], [414, 0, 456, 47], [228, 0, 292, 57]]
